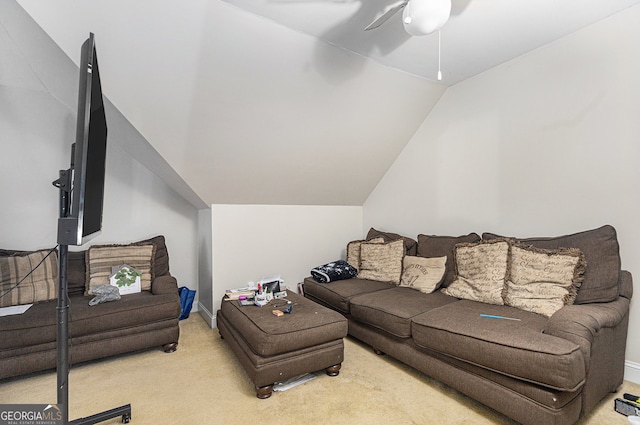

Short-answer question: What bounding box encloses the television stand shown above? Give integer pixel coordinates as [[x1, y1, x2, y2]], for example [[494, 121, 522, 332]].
[[68, 405, 132, 424], [54, 169, 132, 424]]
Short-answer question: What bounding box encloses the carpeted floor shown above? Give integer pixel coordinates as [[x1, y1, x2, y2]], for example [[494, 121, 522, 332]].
[[1, 313, 638, 424]]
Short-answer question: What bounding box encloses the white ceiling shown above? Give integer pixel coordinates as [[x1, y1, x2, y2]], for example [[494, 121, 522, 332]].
[[15, 0, 640, 207], [222, 0, 640, 85]]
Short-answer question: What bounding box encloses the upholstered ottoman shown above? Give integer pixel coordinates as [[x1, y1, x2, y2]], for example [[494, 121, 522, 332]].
[[217, 291, 348, 398]]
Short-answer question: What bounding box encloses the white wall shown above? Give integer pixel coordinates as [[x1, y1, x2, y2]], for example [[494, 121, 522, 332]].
[[364, 6, 640, 375], [0, 1, 200, 293], [197, 208, 213, 321], [200, 204, 362, 327]]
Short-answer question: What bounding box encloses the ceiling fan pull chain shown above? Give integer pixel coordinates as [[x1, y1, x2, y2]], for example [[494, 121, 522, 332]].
[[437, 30, 442, 81]]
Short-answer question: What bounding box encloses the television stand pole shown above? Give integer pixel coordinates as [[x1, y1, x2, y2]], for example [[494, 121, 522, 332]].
[[54, 169, 132, 425]]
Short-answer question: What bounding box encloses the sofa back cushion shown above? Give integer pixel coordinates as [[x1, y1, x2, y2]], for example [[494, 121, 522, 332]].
[[417, 233, 481, 287], [138, 235, 171, 277], [0, 249, 58, 307], [366, 228, 417, 256], [483, 225, 620, 304], [67, 251, 88, 296]]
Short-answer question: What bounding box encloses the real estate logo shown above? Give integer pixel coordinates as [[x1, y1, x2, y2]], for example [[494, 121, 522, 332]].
[[0, 404, 62, 425]]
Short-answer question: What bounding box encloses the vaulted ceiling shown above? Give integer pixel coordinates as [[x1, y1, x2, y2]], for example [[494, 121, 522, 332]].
[[16, 0, 640, 207]]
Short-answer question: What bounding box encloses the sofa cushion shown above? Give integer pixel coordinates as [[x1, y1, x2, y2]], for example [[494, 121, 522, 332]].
[[417, 233, 481, 287], [482, 225, 620, 304], [0, 249, 58, 307], [442, 240, 510, 305], [350, 287, 458, 338], [138, 235, 171, 277], [67, 251, 87, 296], [346, 238, 383, 271], [303, 276, 394, 314], [366, 228, 418, 256], [85, 243, 156, 295], [411, 300, 585, 391], [399, 255, 447, 293], [505, 244, 586, 317], [358, 239, 405, 284], [0, 292, 179, 350]]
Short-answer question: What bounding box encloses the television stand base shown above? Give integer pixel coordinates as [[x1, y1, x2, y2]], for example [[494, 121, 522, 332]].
[[69, 404, 132, 424]]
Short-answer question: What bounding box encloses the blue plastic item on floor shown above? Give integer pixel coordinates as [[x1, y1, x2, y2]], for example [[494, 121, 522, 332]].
[[178, 286, 196, 320]]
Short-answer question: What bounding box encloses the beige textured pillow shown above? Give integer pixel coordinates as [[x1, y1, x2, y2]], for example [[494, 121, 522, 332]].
[[346, 237, 383, 271], [358, 239, 404, 284], [0, 249, 58, 307], [442, 240, 510, 305], [86, 243, 155, 295], [505, 244, 585, 317], [399, 256, 447, 293]]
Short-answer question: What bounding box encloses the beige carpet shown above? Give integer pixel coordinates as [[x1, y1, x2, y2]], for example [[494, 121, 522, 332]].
[[1, 314, 638, 425]]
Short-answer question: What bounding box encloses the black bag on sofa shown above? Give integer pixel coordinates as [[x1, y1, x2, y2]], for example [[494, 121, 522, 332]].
[[311, 260, 357, 283]]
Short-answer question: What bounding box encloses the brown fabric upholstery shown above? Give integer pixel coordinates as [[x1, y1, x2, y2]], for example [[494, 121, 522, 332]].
[[0, 292, 179, 350], [217, 312, 345, 388], [305, 226, 630, 425], [67, 250, 88, 296], [219, 292, 347, 357], [138, 235, 171, 278], [482, 225, 620, 304], [302, 276, 394, 314], [0, 235, 181, 380], [349, 287, 458, 338], [411, 300, 585, 391], [152, 275, 180, 296], [416, 233, 481, 287], [348, 319, 583, 425], [544, 295, 630, 373], [366, 227, 418, 256]]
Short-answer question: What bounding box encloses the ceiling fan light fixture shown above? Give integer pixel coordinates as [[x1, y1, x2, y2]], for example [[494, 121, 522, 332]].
[[402, 0, 452, 36]]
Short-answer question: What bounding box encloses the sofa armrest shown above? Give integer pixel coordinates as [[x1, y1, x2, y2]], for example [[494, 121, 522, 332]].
[[620, 270, 633, 300], [544, 294, 630, 371], [152, 274, 179, 296]]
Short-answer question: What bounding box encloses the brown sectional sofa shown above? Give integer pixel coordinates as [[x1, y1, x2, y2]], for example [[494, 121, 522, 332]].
[[303, 225, 632, 425], [0, 235, 181, 380]]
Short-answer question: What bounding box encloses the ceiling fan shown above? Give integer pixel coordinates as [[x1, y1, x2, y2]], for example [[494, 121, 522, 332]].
[[364, 0, 452, 36]]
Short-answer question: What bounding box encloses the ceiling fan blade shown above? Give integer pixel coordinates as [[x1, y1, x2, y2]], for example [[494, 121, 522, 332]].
[[364, 0, 409, 31]]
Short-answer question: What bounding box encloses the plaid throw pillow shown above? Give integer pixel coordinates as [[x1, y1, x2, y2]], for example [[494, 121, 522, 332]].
[[0, 249, 58, 307]]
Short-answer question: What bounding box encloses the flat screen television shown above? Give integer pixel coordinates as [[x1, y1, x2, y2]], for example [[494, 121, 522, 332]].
[[57, 33, 107, 246]]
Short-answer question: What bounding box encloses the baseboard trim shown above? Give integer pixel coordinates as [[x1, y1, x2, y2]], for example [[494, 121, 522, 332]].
[[625, 361, 640, 384], [197, 302, 216, 329]]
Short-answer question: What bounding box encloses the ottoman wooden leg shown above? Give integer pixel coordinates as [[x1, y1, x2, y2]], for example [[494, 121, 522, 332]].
[[256, 384, 274, 399], [326, 364, 341, 377]]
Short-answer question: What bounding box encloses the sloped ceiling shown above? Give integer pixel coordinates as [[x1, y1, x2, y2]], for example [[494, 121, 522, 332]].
[[15, 0, 640, 207]]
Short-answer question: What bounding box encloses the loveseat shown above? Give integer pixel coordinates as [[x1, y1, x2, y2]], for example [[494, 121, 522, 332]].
[[0, 235, 181, 380], [303, 225, 631, 425]]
